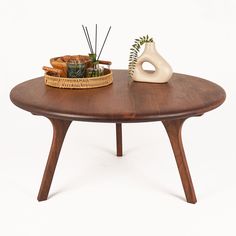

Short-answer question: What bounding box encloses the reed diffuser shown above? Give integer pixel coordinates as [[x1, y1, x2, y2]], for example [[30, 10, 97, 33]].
[[82, 24, 111, 77]]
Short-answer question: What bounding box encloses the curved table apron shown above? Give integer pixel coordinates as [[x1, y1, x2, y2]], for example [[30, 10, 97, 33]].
[[10, 69, 226, 203]]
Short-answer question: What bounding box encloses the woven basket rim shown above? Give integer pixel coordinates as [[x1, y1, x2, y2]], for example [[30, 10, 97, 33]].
[[44, 68, 113, 89], [45, 68, 112, 80]]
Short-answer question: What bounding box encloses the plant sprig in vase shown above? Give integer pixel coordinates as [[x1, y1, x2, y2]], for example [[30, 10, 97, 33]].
[[128, 35, 153, 78]]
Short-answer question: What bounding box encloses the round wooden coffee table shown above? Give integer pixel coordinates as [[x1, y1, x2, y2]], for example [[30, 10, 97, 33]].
[[10, 70, 226, 203]]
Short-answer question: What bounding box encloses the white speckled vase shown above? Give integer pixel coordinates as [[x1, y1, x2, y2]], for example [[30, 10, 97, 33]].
[[132, 42, 173, 83]]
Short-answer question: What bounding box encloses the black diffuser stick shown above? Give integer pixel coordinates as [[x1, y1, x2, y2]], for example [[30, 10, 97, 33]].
[[82, 25, 91, 53], [97, 26, 111, 60], [85, 26, 94, 54], [82, 25, 93, 54], [95, 24, 97, 57]]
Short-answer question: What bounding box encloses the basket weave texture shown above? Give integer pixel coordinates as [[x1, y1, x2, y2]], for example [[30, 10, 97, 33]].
[[45, 68, 113, 89]]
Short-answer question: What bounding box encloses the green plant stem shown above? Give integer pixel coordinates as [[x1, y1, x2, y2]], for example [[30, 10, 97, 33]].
[[128, 35, 153, 78]]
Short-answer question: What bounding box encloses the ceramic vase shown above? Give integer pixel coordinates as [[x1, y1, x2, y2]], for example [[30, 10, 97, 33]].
[[132, 42, 173, 83]]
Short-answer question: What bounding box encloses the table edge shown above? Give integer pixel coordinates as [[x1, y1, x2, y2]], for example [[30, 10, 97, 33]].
[[10, 72, 226, 122]]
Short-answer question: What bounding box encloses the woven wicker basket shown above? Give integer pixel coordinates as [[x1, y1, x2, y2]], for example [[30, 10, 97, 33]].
[[45, 68, 113, 89]]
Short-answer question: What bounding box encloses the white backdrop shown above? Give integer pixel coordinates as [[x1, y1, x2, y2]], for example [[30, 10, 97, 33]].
[[1, 0, 236, 235]]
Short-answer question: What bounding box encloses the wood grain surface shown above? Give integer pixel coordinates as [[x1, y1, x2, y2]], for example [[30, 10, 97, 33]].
[[10, 70, 226, 123]]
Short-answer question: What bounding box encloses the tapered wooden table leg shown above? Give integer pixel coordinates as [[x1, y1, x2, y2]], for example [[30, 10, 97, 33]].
[[37, 118, 71, 201], [116, 123, 123, 157], [162, 119, 197, 204]]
